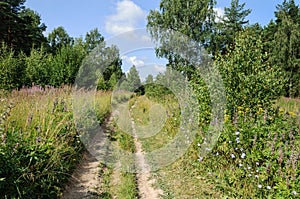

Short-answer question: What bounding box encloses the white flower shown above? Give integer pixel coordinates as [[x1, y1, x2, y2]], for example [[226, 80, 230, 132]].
[[197, 143, 201, 147], [239, 163, 243, 167], [241, 153, 246, 159], [229, 141, 232, 144], [235, 131, 240, 135], [198, 157, 203, 162], [258, 184, 262, 189], [236, 137, 240, 143], [255, 175, 259, 178], [266, 186, 271, 190], [231, 154, 235, 159], [216, 152, 219, 156], [240, 148, 244, 151], [292, 190, 297, 195], [256, 169, 259, 173], [248, 166, 251, 170], [248, 174, 252, 177], [256, 162, 259, 166]]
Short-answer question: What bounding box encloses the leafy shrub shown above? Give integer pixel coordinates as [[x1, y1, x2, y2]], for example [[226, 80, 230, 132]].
[[24, 47, 53, 86], [0, 44, 24, 90], [216, 28, 285, 115]]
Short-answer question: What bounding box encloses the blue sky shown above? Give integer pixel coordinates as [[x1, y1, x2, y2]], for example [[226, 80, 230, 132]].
[[25, 0, 300, 79]]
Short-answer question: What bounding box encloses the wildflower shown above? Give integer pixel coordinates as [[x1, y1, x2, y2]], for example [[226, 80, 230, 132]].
[[256, 169, 259, 173], [239, 163, 243, 167], [292, 190, 297, 195], [205, 147, 211, 151], [215, 152, 219, 156], [248, 166, 251, 170], [198, 157, 203, 162], [231, 154, 235, 159], [256, 162, 259, 166], [229, 141, 232, 144], [240, 148, 243, 151], [248, 174, 252, 177], [255, 175, 259, 178], [235, 131, 240, 135], [197, 143, 201, 147], [266, 186, 271, 190], [258, 184, 262, 189], [236, 137, 240, 143], [241, 153, 246, 159]]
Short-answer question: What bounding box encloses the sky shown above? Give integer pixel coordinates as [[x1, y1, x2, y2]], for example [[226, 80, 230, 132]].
[[24, 0, 300, 79]]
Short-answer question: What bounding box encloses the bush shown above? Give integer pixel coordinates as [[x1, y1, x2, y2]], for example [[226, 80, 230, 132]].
[[0, 44, 24, 90], [216, 28, 285, 116]]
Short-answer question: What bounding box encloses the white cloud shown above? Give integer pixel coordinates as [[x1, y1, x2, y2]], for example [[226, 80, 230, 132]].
[[154, 64, 166, 73], [105, 0, 146, 35], [122, 55, 145, 67], [214, 7, 225, 22]]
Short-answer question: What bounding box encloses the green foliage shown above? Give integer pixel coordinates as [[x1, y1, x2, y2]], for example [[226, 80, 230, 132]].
[[0, 0, 47, 54], [120, 65, 141, 92], [270, 0, 300, 97], [48, 26, 73, 53], [84, 28, 104, 52], [198, 107, 300, 198], [0, 44, 24, 90], [24, 47, 52, 86], [211, 0, 251, 55], [216, 28, 284, 115], [147, 0, 215, 69], [145, 74, 154, 84], [49, 43, 86, 86]]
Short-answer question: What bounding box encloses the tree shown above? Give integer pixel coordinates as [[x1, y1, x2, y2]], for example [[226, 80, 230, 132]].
[[49, 42, 86, 86], [24, 47, 52, 86], [147, 0, 215, 75], [48, 26, 73, 53], [211, 0, 251, 55], [270, 0, 300, 97], [145, 74, 154, 84], [84, 28, 104, 52], [216, 28, 285, 114], [0, 43, 24, 90], [122, 65, 141, 92], [0, 0, 47, 54], [76, 42, 123, 90]]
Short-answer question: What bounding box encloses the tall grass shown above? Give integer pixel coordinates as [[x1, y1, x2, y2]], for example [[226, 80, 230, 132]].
[[0, 87, 112, 198]]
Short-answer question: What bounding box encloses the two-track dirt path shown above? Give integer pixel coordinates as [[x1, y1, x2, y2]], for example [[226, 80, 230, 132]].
[[130, 103, 164, 199], [62, 100, 163, 199]]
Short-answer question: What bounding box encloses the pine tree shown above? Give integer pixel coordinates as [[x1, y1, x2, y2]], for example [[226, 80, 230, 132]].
[[212, 0, 251, 55], [271, 0, 300, 97]]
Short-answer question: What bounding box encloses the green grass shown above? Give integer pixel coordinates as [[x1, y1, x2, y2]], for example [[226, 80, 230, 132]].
[[97, 104, 138, 199], [129, 94, 221, 198], [128, 93, 300, 198], [275, 96, 300, 114], [0, 87, 112, 198]]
